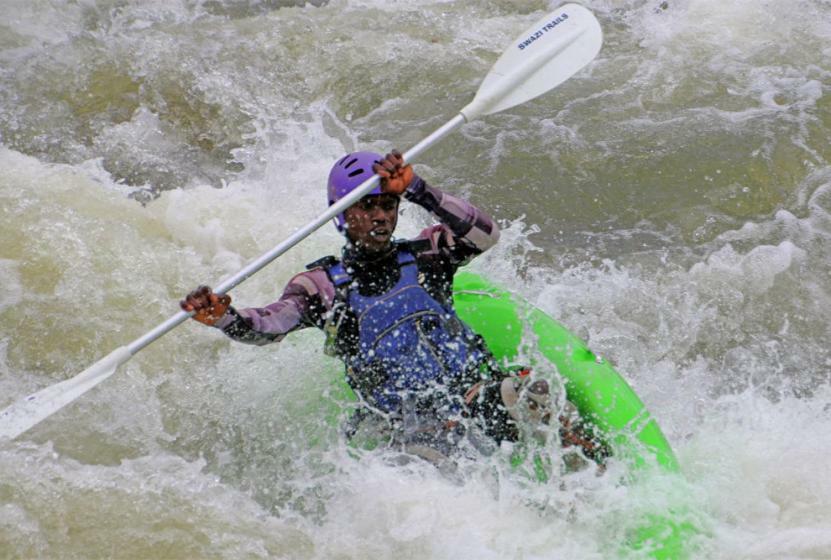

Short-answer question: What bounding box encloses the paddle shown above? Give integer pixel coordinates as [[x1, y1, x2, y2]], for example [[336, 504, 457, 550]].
[[0, 4, 602, 440]]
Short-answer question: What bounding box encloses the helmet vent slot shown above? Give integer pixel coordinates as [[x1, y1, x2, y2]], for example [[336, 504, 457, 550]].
[[344, 157, 358, 169]]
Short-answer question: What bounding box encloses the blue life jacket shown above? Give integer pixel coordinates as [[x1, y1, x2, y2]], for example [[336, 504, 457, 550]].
[[325, 246, 488, 414]]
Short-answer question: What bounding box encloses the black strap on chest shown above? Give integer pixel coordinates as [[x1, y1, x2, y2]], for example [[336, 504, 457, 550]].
[[305, 255, 339, 271], [305, 239, 432, 279]]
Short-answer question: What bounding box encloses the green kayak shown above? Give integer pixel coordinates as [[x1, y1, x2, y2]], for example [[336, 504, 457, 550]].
[[453, 271, 678, 470], [452, 271, 692, 559]]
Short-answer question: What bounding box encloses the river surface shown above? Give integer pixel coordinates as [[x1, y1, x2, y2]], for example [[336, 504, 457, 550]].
[[1, 0, 830, 558]]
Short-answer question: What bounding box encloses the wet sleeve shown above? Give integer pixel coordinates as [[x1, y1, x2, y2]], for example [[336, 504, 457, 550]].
[[404, 175, 500, 264], [212, 269, 335, 346]]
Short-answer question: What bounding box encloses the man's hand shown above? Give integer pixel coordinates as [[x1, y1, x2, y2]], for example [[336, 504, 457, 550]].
[[373, 150, 414, 195], [180, 286, 231, 326]]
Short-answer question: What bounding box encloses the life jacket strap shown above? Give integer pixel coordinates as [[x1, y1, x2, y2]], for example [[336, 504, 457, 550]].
[[305, 255, 339, 271]]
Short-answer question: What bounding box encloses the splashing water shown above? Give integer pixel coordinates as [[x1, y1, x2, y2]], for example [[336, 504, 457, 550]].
[[1, 0, 830, 558]]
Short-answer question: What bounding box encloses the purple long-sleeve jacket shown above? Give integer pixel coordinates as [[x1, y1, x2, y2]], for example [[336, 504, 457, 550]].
[[213, 176, 500, 345]]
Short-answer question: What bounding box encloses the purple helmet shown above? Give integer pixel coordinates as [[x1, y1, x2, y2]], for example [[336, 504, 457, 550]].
[[328, 151, 382, 232]]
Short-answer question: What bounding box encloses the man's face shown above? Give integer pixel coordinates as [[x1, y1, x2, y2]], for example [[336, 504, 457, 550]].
[[343, 194, 399, 253]]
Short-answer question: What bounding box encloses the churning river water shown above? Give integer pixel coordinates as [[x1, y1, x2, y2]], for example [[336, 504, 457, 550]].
[[1, 0, 830, 558]]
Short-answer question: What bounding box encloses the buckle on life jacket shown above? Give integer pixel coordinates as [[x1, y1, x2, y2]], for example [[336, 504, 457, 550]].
[[323, 302, 347, 357]]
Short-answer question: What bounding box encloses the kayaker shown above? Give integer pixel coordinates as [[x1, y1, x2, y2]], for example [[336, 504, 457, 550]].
[[182, 150, 604, 466]]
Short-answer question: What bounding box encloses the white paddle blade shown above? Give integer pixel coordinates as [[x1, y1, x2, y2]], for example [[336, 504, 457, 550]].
[[461, 4, 602, 120], [0, 346, 132, 440]]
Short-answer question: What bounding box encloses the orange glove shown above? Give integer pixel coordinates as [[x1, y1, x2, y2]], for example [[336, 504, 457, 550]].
[[373, 150, 414, 195], [180, 286, 232, 326]]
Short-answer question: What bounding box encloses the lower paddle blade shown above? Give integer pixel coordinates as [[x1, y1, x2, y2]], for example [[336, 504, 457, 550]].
[[462, 4, 603, 120], [0, 346, 132, 440]]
